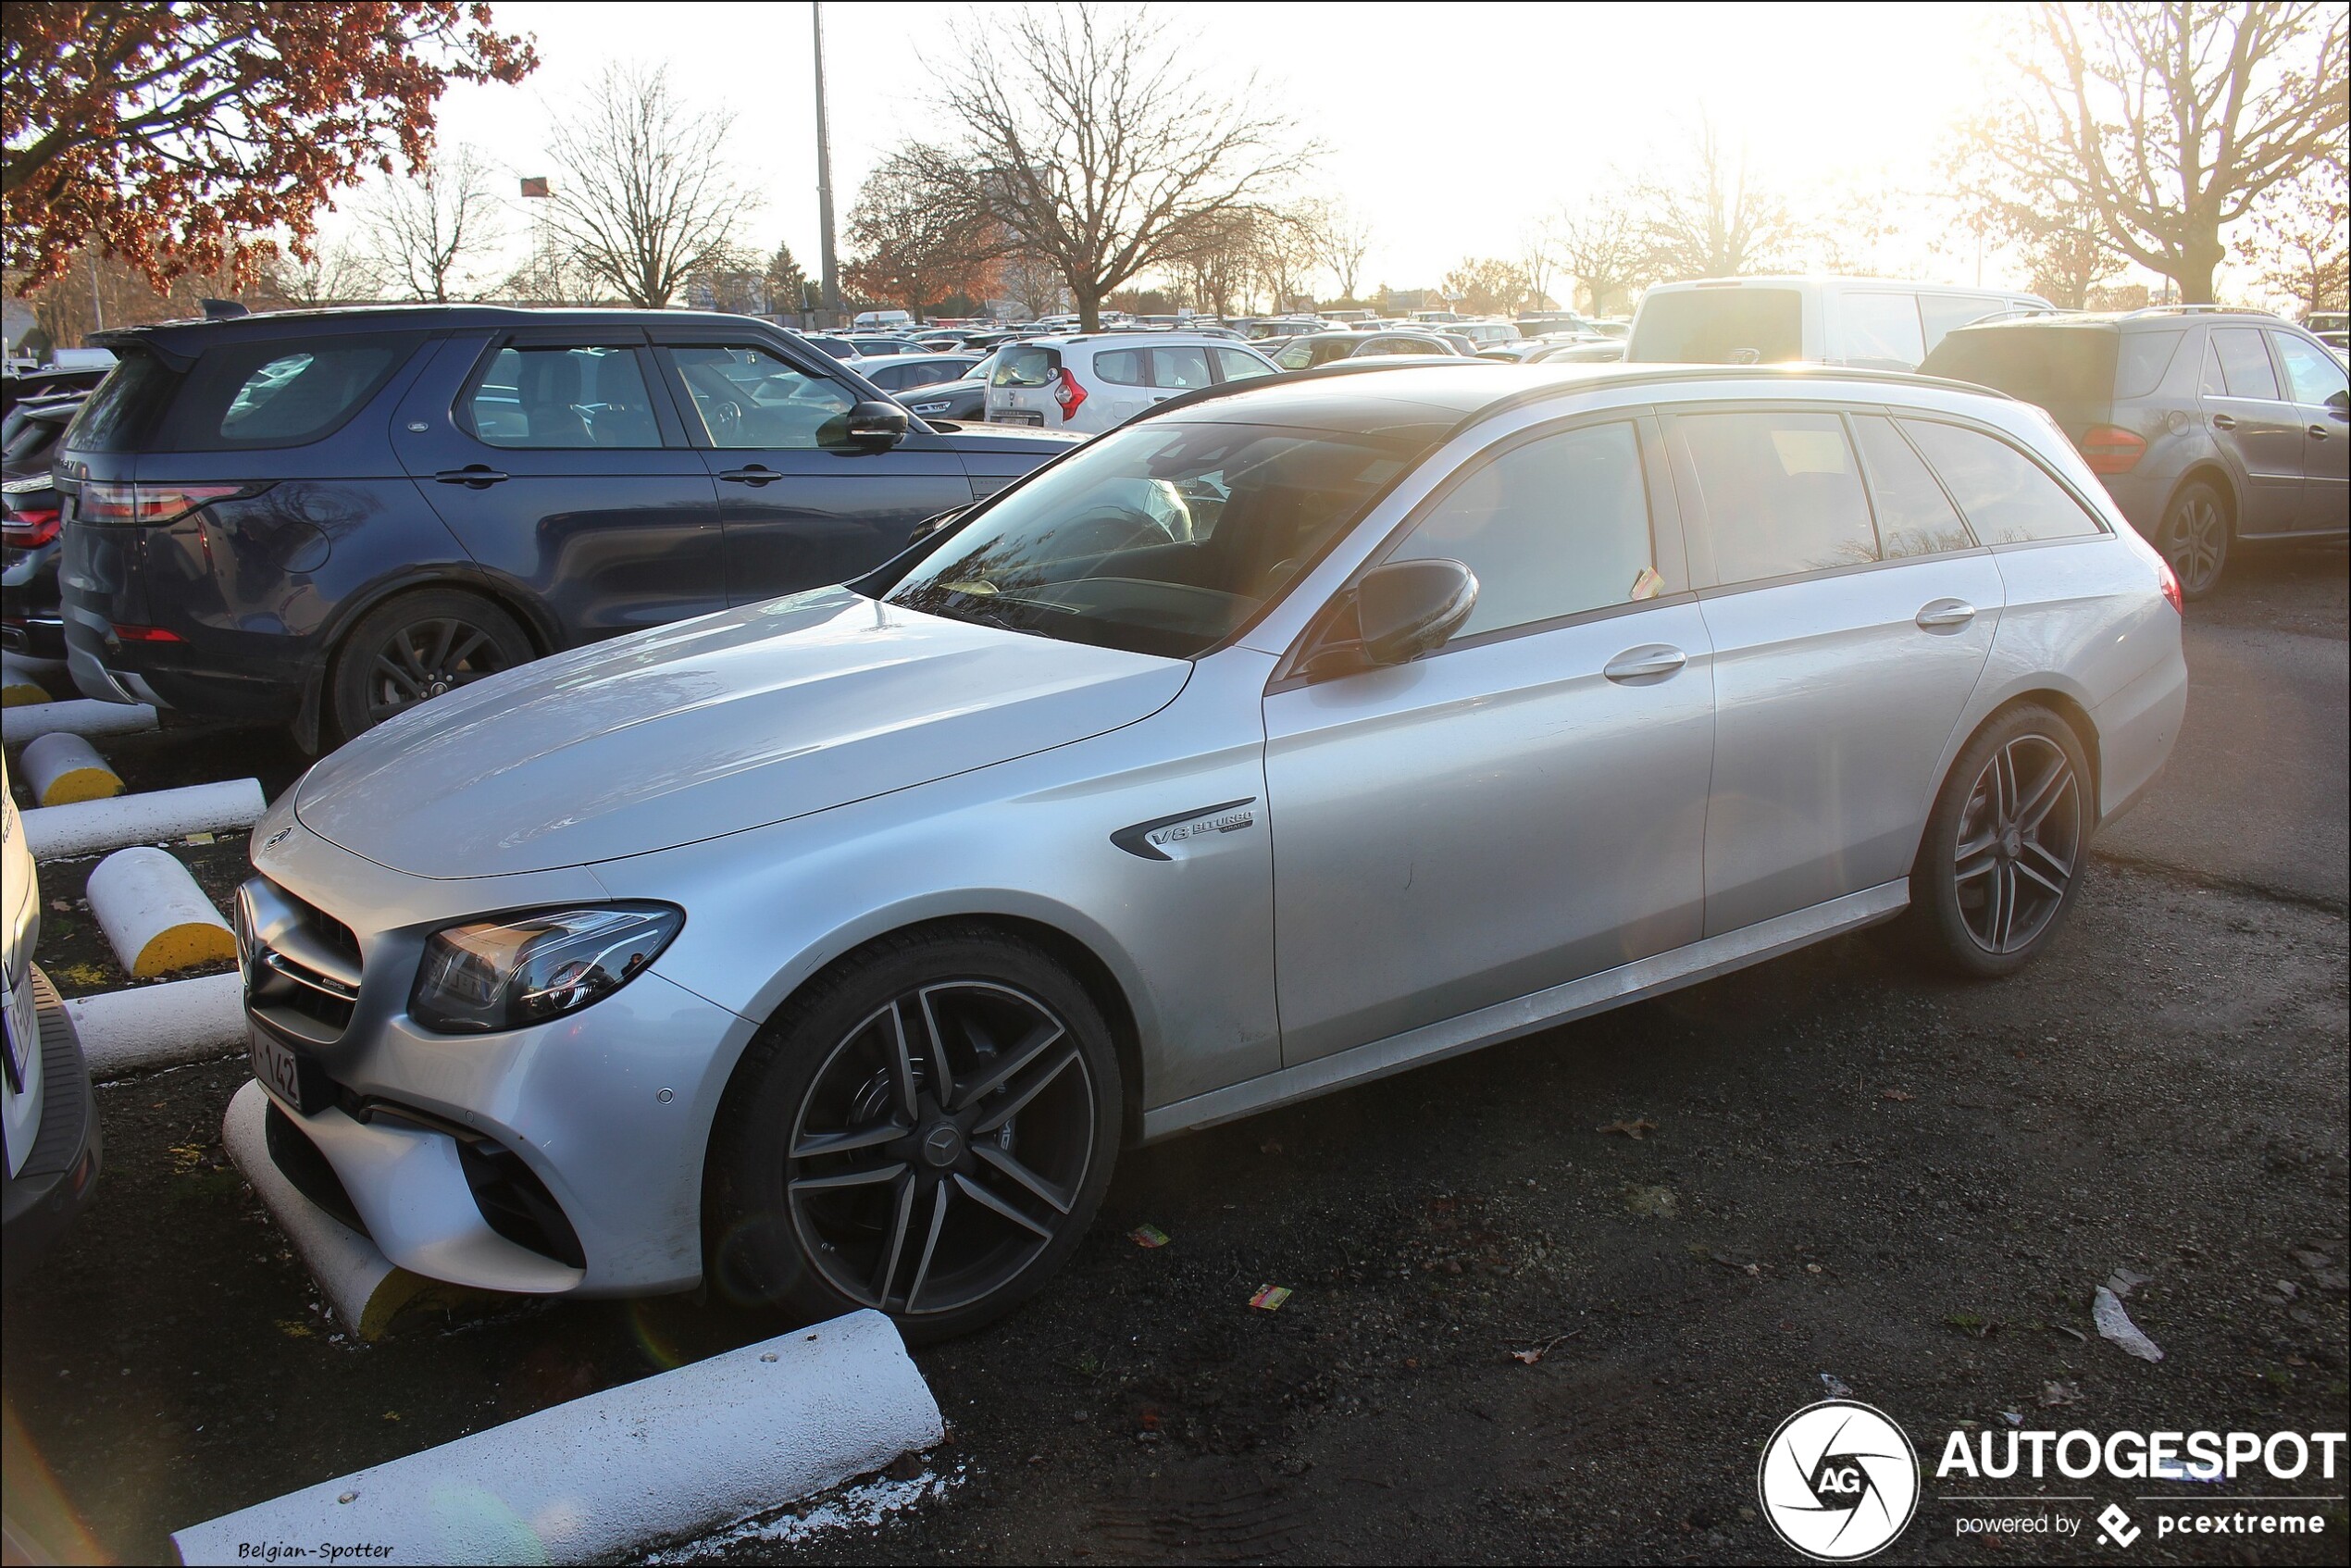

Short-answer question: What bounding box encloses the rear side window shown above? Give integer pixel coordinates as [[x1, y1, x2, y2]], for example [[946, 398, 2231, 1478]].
[[1630, 288, 1802, 364], [993, 346, 1058, 388], [64, 350, 181, 452], [2208, 329, 2281, 399], [1673, 409, 1878, 583], [1837, 293, 1926, 368], [1899, 419, 2102, 543], [1921, 326, 2119, 408], [1851, 415, 1974, 558], [1093, 349, 1147, 386], [1919, 294, 2010, 351], [2116, 331, 2183, 398], [465, 345, 660, 449], [156, 335, 413, 451], [1389, 421, 1658, 638]]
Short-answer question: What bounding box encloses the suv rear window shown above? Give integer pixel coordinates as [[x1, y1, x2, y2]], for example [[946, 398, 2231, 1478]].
[[1630, 288, 1802, 364], [63, 349, 181, 453], [992, 346, 1060, 388], [150, 335, 415, 451], [1922, 325, 2123, 408]]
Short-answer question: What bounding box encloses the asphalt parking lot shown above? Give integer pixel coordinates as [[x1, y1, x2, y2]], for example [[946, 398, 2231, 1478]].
[[4, 542, 2345, 1565]]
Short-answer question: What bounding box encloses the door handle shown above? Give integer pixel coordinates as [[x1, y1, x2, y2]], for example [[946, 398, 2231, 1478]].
[[1602, 644, 1687, 682], [718, 465, 780, 485], [434, 466, 508, 488], [1915, 598, 1977, 630], [2210, 413, 2237, 430], [2309, 425, 2330, 440]]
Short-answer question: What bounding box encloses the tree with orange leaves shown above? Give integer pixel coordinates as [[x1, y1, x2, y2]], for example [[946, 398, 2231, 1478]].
[[3, 2, 535, 290]]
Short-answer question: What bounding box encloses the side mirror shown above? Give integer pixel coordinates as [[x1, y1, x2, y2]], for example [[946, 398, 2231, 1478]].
[[841, 399, 909, 451], [1302, 557, 1477, 678], [2329, 388, 2348, 419]]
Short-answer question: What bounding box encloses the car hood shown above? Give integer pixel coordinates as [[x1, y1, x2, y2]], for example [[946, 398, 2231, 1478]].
[[931, 422, 1082, 457], [293, 590, 1188, 878]]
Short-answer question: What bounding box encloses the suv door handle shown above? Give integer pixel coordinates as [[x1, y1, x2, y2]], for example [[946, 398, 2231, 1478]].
[[434, 466, 508, 488], [2309, 425, 2331, 439], [718, 465, 780, 485], [1915, 598, 1977, 630], [1602, 644, 1687, 683], [2210, 413, 2237, 430]]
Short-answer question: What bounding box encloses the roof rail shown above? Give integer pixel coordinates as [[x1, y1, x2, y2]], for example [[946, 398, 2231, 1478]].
[[1966, 305, 2071, 326], [2121, 304, 2274, 319]]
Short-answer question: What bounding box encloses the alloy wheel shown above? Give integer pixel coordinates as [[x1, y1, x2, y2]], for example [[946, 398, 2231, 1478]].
[[1951, 734, 2082, 955], [365, 616, 514, 722], [786, 980, 1095, 1317], [2163, 493, 2226, 596]]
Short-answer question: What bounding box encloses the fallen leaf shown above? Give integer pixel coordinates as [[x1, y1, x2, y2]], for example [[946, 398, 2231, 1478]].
[[1881, 1089, 1915, 1101], [2038, 1380, 2081, 1407], [1596, 1117, 1658, 1139]]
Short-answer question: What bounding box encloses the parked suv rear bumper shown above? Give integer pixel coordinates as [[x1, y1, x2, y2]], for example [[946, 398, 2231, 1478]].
[[63, 608, 304, 720]]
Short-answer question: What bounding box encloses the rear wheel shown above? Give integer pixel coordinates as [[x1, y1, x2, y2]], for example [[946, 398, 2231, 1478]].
[[1909, 704, 2092, 978], [327, 589, 533, 741], [2156, 480, 2229, 599], [706, 927, 1121, 1341]]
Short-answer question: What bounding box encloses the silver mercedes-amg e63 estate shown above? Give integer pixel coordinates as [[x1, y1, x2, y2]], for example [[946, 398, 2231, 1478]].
[[236, 363, 2185, 1337]]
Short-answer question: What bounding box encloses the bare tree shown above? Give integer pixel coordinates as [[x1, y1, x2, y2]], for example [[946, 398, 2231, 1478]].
[[993, 249, 1068, 318], [2021, 213, 2124, 310], [1973, 3, 2347, 304], [1441, 257, 1531, 316], [252, 241, 380, 308], [2237, 160, 2349, 316], [1635, 118, 1802, 280], [842, 149, 993, 322], [919, 6, 1313, 330], [541, 62, 752, 308], [359, 143, 501, 303], [1551, 193, 1655, 317], [1307, 199, 1373, 301], [1517, 223, 1559, 312]]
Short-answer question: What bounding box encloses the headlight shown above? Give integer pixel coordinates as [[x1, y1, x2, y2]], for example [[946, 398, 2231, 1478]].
[[409, 904, 682, 1034]]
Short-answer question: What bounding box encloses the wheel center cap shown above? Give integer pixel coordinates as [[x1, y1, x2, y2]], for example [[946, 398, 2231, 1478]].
[[920, 1123, 963, 1169], [2002, 827, 2023, 858]]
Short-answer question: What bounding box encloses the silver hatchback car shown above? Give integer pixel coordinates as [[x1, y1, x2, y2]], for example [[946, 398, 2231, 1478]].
[[236, 364, 2186, 1337]]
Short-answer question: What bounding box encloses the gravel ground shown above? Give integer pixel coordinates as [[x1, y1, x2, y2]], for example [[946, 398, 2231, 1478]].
[[4, 544, 2344, 1565]]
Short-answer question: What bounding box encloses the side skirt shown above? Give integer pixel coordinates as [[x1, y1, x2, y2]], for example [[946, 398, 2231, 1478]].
[[1138, 879, 1909, 1142]]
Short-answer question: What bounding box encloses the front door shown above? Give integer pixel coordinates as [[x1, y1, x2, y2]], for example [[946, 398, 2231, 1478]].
[[2199, 326, 2307, 535], [2268, 330, 2350, 532], [655, 341, 973, 604], [1264, 415, 1713, 1065]]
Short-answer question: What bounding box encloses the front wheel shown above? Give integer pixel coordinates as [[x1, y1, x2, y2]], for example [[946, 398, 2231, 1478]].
[[1908, 705, 2092, 978], [706, 927, 1122, 1341]]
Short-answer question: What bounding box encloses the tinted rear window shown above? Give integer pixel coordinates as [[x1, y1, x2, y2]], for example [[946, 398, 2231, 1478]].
[[1922, 325, 2121, 409], [64, 349, 182, 453], [993, 346, 1059, 388], [147, 335, 415, 451], [1630, 288, 1802, 364]]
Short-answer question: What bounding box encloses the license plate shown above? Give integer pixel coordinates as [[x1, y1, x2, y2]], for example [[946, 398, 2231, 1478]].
[[992, 410, 1044, 427], [248, 1023, 328, 1114]]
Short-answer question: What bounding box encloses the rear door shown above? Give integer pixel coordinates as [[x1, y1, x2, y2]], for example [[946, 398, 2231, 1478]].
[[2198, 327, 2305, 534], [2268, 330, 2349, 532], [653, 335, 972, 604], [392, 330, 728, 642]]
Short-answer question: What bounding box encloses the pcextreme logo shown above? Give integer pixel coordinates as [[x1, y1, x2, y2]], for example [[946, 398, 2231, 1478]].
[[1757, 1400, 1922, 1562]]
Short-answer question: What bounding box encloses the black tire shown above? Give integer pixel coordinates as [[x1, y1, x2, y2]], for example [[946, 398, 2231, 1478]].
[[705, 925, 1122, 1342], [327, 589, 534, 741], [2155, 479, 2230, 600], [1908, 704, 2094, 979]]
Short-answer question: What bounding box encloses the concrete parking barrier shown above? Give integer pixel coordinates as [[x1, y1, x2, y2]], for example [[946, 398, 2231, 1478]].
[[0, 657, 51, 707], [86, 846, 236, 976], [170, 1300, 943, 1566], [19, 730, 125, 805], [1, 697, 158, 743], [19, 777, 264, 859], [66, 970, 246, 1078]]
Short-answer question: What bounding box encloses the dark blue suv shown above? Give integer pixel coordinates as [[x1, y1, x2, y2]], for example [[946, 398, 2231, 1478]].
[[56, 306, 1077, 744]]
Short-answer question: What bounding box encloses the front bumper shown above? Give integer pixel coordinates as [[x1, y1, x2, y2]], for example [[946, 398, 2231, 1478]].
[[3, 966, 105, 1288]]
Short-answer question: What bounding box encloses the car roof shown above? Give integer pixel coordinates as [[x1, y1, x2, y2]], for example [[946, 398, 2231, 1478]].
[[1941, 306, 2289, 339], [92, 304, 806, 361], [1015, 331, 1267, 350]]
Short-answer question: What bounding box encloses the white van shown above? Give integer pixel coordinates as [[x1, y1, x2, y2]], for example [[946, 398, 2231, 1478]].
[[985, 332, 1280, 435], [1627, 277, 2053, 370], [852, 308, 914, 330]]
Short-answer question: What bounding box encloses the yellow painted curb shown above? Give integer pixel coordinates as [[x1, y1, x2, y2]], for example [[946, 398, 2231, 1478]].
[[2, 678, 51, 707], [35, 764, 125, 806], [130, 919, 238, 977]]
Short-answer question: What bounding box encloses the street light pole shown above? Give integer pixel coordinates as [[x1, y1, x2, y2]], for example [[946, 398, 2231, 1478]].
[[814, 0, 841, 329]]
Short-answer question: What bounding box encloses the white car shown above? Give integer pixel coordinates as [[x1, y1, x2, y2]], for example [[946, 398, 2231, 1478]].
[[985, 333, 1280, 435], [1628, 277, 2052, 371]]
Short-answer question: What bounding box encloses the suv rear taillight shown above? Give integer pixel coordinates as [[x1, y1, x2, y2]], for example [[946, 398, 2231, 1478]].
[[1052, 367, 1088, 421], [2076, 424, 2146, 475], [78, 480, 264, 526], [2, 507, 61, 547]]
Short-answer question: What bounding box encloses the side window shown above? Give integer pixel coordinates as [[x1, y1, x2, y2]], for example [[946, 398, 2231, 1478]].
[[1836, 293, 1927, 367], [463, 344, 659, 449], [1673, 409, 1879, 584], [864, 362, 907, 391], [160, 335, 412, 451], [1387, 420, 1659, 639], [1899, 419, 2102, 543], [668, 345, 854, 449], [1274, 341, 1315, 371], [1919, 294, 2004, 353], [1214, 347, 1275, 382], [1150, 345, 1213, 390], [2271, 331, 2348, 405], [2116, 330, 2184, 398], [2209, 328, 2281, 399], [1313, 339, 1357, 366], [1093, 348, 1148, 387], [1851, 415, 1975, 558]]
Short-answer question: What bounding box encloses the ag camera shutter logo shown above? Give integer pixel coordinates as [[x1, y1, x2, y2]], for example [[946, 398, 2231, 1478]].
[[1758, 1400, 1921, 1561]]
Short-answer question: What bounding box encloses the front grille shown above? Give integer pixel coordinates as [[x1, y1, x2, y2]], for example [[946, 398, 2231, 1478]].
[[264, 1098, 367, 1235], [235, 877, 363, 1039]]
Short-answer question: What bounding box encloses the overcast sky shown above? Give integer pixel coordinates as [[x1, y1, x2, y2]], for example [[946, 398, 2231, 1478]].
[[327, 0, 2197, 300]]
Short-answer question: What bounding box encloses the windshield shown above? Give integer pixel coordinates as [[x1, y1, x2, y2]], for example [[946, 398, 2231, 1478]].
[[1629, 288, 1802, 363], [884, 418, 1428, 658]]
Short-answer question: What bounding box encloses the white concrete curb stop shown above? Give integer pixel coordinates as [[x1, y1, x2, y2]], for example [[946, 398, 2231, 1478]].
[[19, 730, 124, 805], [68, 971, 247, 1078], [20, 777, 265, 859], [171, 1300, 943, 1566], [2, 697, 158, 743], [86, 845, 236, 976]]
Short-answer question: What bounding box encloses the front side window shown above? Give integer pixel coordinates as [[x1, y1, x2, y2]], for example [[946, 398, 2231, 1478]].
[[1899, 419, 2101, 543], [1387, 420, 1658, 639], [2271, 331, 2347, 405], [1150, 345, 1213, 390], [668, 345, 853, 449], [2208, 328, 2281, 400], [1214, 347, 1275, 382], [464, 345, 659, 449], [1673, 409, 1878, 584], [1274, 341, 1317, 371], [1851, 415, 1974, 558], [886, 418, 1435, 658]]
